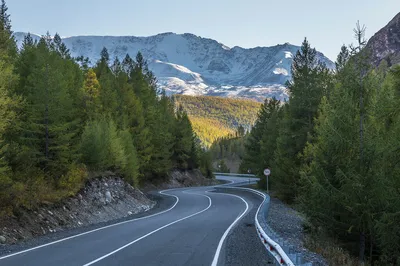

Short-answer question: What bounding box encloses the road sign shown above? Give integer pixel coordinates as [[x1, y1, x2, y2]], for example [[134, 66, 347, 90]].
[[264, 168, 271, 194]]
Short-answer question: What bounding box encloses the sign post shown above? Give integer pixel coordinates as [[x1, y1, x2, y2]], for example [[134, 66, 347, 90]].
[[264, 168, 271, 194]]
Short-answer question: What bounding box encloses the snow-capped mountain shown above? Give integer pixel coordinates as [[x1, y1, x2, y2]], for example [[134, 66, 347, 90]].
[[13, 32, 334, 101]]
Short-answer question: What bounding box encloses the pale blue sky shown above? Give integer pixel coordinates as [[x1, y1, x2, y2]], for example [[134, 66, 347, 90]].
[[8, 0, 400, 60]]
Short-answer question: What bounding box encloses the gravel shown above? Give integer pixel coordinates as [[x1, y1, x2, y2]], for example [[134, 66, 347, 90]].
[[211, 189, 274, 266], [266, 197, 328, 266], [223, 193, 274, 266]]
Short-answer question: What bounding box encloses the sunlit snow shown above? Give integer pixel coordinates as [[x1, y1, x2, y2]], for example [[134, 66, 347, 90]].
[[13, 32, 334, 101]]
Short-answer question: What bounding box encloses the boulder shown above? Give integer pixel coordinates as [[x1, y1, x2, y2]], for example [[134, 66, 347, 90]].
[[105, 191, 112, 203]]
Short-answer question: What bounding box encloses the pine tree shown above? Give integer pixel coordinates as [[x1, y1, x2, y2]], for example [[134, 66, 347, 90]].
[[173, 106, 194, 170], [75, 56, 91, 71], [111, 57, 121, 75], [100, 47, 110, 63], [94, 51, 118, 115], [0, 0, 11, 33], [144, 93, 174, 180], [122, 54, 134, 74], [336, 45, 350, 72], [0, 57, 18, 211], [0, 27, 204, 212], [13, 37, 82, 177], [22, 33, 34, 47], [272, 38, 329, 202], [372, 66, 400, 263], [241, 97, 281, 177], [118, 129, 139, 186], [297, 23, 398, 263], [0, 0, 16, 63], [53, 33, 70, 59]]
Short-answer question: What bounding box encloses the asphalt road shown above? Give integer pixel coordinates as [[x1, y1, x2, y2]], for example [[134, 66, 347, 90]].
[[0, 175, 266, 266]]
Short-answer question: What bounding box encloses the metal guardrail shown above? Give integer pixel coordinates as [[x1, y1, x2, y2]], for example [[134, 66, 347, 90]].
[[214, 185, 312, 266], [213, 172, 257, 178]]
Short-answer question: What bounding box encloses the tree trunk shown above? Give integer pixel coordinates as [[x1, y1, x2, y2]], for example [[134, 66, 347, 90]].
[[359, 72, 364, 164], [370, 234, 374, 266], [359, 231, 366, 264], [45, 64, 49, 162]]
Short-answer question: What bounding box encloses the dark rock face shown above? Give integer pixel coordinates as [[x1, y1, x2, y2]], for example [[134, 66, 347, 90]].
[[367, 12, 400, 66], [207, 59, 231, 74], [0, 176, 154, 244]]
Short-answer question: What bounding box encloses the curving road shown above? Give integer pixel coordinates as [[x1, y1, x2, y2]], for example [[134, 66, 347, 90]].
[[0, 175, 267, 266]]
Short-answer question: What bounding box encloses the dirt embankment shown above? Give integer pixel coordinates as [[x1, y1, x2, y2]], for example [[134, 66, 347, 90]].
[[0, 169, 215, 246]]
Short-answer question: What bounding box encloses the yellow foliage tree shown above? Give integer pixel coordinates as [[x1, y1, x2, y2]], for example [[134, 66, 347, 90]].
[[82, 69, 101, 117]]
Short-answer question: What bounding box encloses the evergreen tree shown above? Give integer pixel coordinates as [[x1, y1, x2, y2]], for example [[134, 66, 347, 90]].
[[272, 38, 330, 202], [0, 0, 11, 33], [118, 129, 139, 186], [122, 54, 134, 74], [100, 47, 110, 63], [0, 18, 204, 216], [12, 36, 82, 177], [94, 54, 118, 115], [241, 97, 282, 177], [0, 0, 16, 63], [173, 106, 193, 170], [111, 57, 121, 75], [336, 45, 350, 72], [236, 125, 245, 137], [0, 56, 18, 212], [53, 33, 70, 59]]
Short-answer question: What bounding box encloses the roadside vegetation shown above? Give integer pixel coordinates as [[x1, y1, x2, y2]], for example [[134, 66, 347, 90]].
[[0, 1, 213, 216], [241, 23, 400, 263]]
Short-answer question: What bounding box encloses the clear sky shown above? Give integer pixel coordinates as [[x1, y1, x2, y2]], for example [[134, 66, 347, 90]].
[[8, 0, 400, 60]]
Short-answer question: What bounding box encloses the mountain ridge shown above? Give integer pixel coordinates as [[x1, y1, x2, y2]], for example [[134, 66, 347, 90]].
[[366, 12, 400, 66], [13, 31, 335, 101]]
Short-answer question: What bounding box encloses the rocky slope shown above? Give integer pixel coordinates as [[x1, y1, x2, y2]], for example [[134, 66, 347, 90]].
[[0, 175, 155, 245], [13, 32, 334, 101], [0, 170, 215, 246], [366, 12, 400, 66]]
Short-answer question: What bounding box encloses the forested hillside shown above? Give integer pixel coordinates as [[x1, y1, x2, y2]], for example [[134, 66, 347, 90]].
[[241, 28, 400, 263], [173, 95, 261, 146], [209, 133, 247, 174], [0, 2, 212, 215]]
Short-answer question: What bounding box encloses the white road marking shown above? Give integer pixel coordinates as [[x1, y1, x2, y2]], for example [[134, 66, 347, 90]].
[[0, 190, 179, 261], [210, 193, 249, 266], [82, 193, 213, 266], [0, 176, 253, 264]]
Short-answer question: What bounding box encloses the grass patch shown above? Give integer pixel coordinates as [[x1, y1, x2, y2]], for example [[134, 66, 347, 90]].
[[303, 225, 361, 266]]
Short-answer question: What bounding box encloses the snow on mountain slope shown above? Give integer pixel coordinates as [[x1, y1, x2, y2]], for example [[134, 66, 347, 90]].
[[13, 32, 334, 101]]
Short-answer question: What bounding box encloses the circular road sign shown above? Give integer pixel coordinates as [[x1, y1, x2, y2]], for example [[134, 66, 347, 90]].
[[264, 168, 271, 176]]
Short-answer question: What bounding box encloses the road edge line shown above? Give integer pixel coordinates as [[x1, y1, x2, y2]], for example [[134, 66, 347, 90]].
[[210, 192, 249, 266], [0, 189, 179, 261], [82, 193, 212, 266]]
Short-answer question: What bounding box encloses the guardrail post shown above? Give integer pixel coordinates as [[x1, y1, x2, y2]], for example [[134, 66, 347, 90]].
[[214, 184, 295, 266]]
